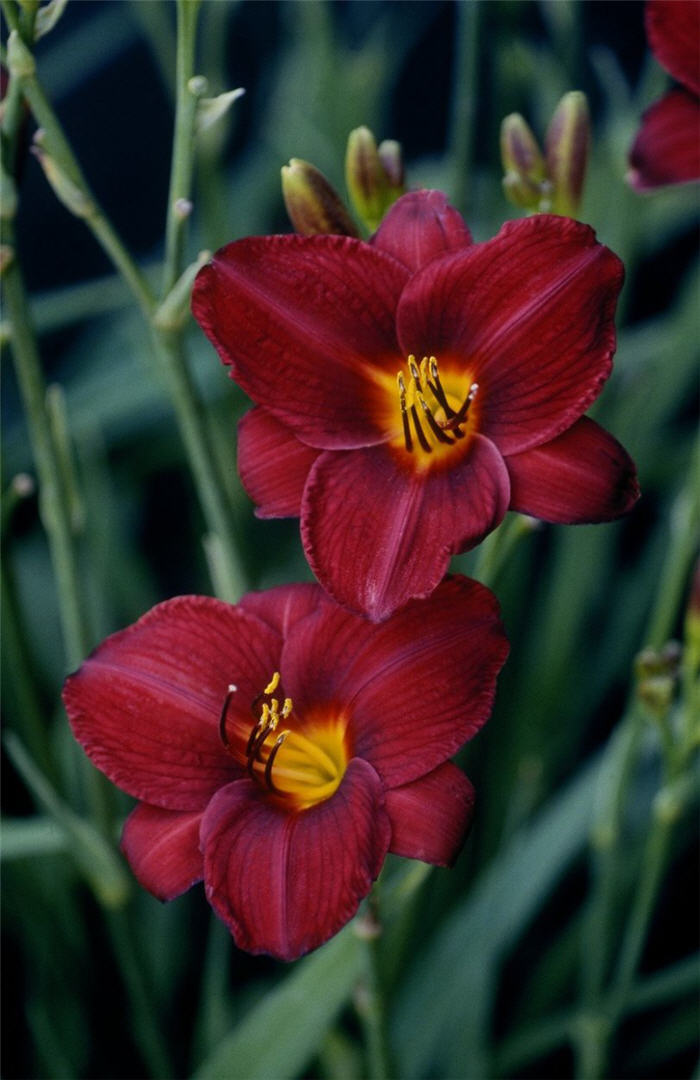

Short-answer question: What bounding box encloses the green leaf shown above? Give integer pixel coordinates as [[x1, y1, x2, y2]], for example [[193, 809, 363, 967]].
[[4, 732, 130, 907], [1, 815, 67, 859], [393, 754, 602, 1078], [194, 926, 364, 1080]]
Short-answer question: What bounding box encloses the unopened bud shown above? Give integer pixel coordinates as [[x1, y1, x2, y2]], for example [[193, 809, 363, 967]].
[[281, 159, 358, 237], [174, 197, 193, 220], [502, 171, 551, 212], [195, 87, 245, 135], [32, 134, 95, 218], [545, 91, 590, 217], [7, 30, 36, 78], [0, 246, 15, 275], [187, 75, 209, 98], [34, 0, 70, 41], [377, 139, 405, 194], [345, 126, 402, 232], [500, 113, 546, 183]]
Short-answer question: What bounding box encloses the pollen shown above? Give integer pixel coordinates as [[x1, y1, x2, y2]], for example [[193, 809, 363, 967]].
[[396, 354, 478, 456], [219, 673, 349, 810]]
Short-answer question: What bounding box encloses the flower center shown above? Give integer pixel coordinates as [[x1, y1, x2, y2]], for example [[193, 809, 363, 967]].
[[397, 355, 478, 455], [219, 673, 348, 810]]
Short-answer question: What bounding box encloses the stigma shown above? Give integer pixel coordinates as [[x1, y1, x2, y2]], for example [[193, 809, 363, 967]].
[[397, 355, 478, 454], [219, 673, 348, 809]]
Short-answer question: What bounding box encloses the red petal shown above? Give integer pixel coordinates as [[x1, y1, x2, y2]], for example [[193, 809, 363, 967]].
[[201, 763, 391, 960], [386, 762, 475, 867], [301, 437, 510, 621], [62, 597, 281, 810], [121, 803, 203, 901], [238, 407, 319, 518], [506, 416, 640, 523], [280, 575, 509, 789], [646, 0, 700, 95], [237, 582, 323, 639], [370, 189, 472, 271], [192, 235, 408, 449], [396, 215, 624, 455], [628, 88, 700, 190]]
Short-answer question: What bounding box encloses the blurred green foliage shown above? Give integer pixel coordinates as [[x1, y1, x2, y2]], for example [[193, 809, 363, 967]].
[[2, 1, 698, 1078]]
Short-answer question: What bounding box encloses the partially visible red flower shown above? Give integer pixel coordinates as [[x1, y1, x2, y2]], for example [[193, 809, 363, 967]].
[[192, 190, 638, 622], [62, 577, 508, 961], [628, 0, 700, 190]]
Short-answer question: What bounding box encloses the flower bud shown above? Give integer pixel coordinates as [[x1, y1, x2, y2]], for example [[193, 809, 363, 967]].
[[345, 126, 403, 232], [7, 30, 36, 79], [281, 158, 359, 237], [32, 132, 95, 219], [545, 91, 590, 217], [500, 113, 547, 183], [377, 139, 405, 194], [195, 86, 245, 135]]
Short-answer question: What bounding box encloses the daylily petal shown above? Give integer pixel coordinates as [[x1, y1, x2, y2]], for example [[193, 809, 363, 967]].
[[646, 0, 700, 95], [121, 803, 203, 901], [62, 597, 281, 810], [192, 235, 408, 449], [396, 215, 624, 455], [386, 762, 475, 867], [370, 189, 472, 271], [301, 437, 510, 621], [628, 88, 700, 190], [238, 407, 320, 518], [237, 582, 323, 639], [281, 575, 509, 789], [201, 761, 390, 961], [506, 416, 640, 522]]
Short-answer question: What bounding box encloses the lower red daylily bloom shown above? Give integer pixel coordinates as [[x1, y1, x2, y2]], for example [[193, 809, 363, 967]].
[[628, 0, 700, 190], [62, 577, 508, 961], [193, 190, 638, 622]]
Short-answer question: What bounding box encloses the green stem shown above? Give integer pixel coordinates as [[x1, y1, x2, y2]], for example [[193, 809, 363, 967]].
[[357, 932, 392, 1080], [2, 228, 90, 669], [447, 0, 480, 214], [471, 512, 537, 589], [9, 21, 246, 600], [161, 0, 202, 299], [151, 330, 246, 601], [10, 78, 156, 317], [643, 440, 700, 650], [105, 908, 174, 1079]]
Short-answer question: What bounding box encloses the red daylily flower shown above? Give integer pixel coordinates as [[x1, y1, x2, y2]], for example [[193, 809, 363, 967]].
[[193, 190, 638, 622], [63, 577, 508, 961], [629, 0, 700, 190]]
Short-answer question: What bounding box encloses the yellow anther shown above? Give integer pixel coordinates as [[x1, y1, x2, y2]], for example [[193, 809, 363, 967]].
[[282, 698, 293, 718], [409, 357, 421, 384], [264, 671, 281, 695]]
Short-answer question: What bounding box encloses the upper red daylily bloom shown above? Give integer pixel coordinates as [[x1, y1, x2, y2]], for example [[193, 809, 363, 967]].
[[628, 0, 700, 190], [62, 576, 508, 961], [192, 190, 638, 622]]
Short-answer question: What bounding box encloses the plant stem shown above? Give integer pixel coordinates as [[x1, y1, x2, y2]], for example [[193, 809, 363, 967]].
[[2, 229, 90, 669], [447, 0, 480, 214], [357, 932, 392, 1080], [9, 19, 246, 600], [161, 0, 202, 299]]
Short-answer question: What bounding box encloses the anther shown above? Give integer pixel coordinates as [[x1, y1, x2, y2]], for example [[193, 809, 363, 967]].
[[264, 672, 280, 695]]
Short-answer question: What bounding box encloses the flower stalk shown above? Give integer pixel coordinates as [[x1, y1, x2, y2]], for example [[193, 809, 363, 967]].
[[7, 16, 246, 601]]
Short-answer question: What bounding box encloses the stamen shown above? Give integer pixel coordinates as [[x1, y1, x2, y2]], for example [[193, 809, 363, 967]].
[[218, 684, 238, 747], [264, 672, 280, 695], [397, 372, 413, 452], [264, 731, 290, 793], [418, 395, 455, 444], [409, 403, 432, 453], [442, 381, 479, 430]]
